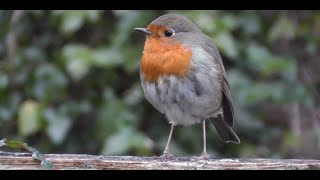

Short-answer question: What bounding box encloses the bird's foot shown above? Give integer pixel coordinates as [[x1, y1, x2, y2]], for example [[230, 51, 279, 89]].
[[192, 152, 210, 161], [199, 153, 210, 160], [156, 152, 175, 161]]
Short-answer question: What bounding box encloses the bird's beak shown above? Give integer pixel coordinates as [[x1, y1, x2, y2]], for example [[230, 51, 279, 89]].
[[134, 28, 152, 35]]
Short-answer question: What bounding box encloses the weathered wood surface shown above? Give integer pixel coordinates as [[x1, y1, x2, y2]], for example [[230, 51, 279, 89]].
[[0, 152, 320, 170]]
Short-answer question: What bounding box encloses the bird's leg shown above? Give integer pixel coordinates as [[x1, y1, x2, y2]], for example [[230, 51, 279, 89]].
[[198, 120, 210, 160], [160, 124, 175, 160]]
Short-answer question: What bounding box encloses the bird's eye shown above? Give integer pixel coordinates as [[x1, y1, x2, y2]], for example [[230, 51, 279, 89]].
[[164, 30, 174, 37]]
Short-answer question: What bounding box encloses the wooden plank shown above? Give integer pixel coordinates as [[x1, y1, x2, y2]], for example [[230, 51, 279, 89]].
[[1, 152, 320, 170]]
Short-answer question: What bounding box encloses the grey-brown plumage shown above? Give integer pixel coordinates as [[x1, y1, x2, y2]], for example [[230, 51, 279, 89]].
[[151, 14, 240, 144], [213, 75, 240, 143], [135, 14, 240, 159]]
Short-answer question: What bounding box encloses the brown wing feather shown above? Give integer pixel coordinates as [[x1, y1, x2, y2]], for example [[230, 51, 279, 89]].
[[221, 75, 234, 127], [201, 33, 234, 127]]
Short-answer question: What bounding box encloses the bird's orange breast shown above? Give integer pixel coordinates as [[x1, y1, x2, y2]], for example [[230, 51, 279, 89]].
[[141, 36, 192, 83]]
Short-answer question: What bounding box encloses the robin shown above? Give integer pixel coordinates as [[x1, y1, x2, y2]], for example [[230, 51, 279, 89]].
[[134, 14, 240, 160]]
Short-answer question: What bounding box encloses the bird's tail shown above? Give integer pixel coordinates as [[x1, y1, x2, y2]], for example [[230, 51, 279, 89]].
[[209, 114, 240, 144]]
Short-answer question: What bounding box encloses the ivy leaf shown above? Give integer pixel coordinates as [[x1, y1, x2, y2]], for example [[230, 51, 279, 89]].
[[101, 127, 153, 155], [268, 15, 296, 43], [18, 100, 41, 137]]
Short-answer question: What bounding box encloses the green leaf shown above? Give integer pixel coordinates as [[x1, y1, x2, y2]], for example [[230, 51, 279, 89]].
[[238, 11, 261, 35], [62, 44, 124, 80], [62, 44, 92, 81], [66, 58, 90, 81], [219, 14, 238, 32], [85, 10, 102, 22], [227, 69, 252, 106], [247, 82, 286, 104], [238, 143, 259, 158], [122, 46, 141, 73], [260, 56, 296, 78], [91, 47, 123, 67], [3, 139, 25, 149], [30, 10, 45, 17], [53, 10, 101, 36], [268, 14, 296, 43], [281, 131, 301, 154], [18, 100, 41, 137], [44, 108, 72, 145], [23, 46, 47, 63], [246, 43, 270, 67], [0, 139, 53, 169], [0, 72, 8, 90], [195, 13, 216, 32], [213, 32, 238, 59], [33, 63, 67, 101], [123, 83, 144, 106], [111, 10, 142, 48], [96, 87, 140, 139], [101, 128, 132, 155], [286, 83, 312, 105], [0, 93, 21, 123], [101, 127, 153, 155], [246, 43, 296, 78], [61, 11, 85, 35], [198, 13, 238, 34], [98, 98, 137, 132]]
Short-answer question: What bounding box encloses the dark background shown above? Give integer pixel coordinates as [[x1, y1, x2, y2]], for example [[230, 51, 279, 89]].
[[0, 10, 319, 158]]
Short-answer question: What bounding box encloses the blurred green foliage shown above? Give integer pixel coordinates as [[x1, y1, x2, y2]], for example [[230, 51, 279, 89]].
[[0, 10, 319, 158]]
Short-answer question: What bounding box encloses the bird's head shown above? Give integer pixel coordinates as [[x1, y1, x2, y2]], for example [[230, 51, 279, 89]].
[[134, 14, 201, 83]]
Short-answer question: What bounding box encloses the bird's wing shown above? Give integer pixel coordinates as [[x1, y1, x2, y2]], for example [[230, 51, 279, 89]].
[[221, 75, 234, 127], [202, 34, 234, 127]]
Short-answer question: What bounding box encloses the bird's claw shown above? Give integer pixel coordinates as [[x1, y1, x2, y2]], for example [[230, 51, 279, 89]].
[[156, 152, 175, 161], [198, 153, 210, 160], [191, 152, 210, 161]]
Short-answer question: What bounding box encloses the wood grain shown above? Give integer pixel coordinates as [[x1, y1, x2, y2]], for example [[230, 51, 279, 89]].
[[1, 152, 320, 170]]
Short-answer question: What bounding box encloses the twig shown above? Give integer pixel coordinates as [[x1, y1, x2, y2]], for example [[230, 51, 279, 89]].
[[0, 139, 53, 169]]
